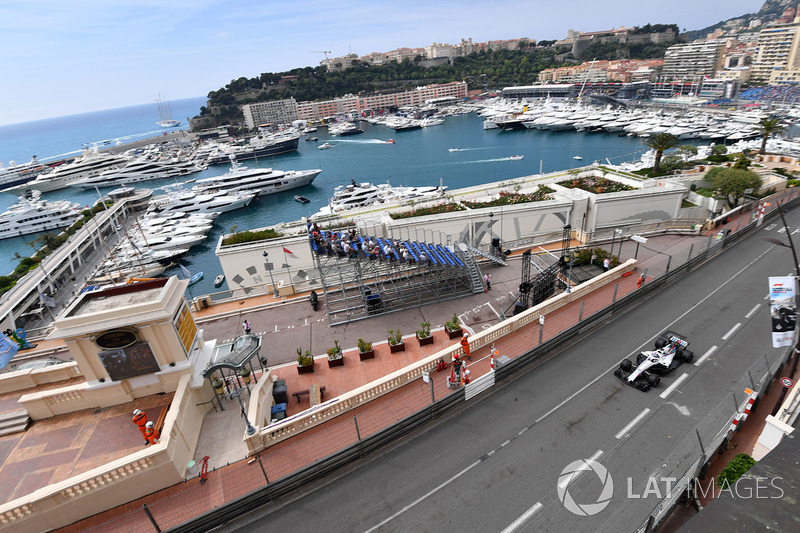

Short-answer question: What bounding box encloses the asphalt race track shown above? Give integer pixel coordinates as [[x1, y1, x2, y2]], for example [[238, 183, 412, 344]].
[[221, 210, 799, 533]]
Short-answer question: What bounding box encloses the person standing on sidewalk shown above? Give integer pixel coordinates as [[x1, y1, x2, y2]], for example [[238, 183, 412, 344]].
[[484, 273, 492, 291], [144, 421, 159, 446], [637, 273, 645, 288], [460, 332, 471, 360], [243, 320, 251, 334], [603, 257, 610, 272]]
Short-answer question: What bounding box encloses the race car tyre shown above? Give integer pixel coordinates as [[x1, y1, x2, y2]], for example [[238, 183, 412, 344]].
[[620, 358, 633, 371], [647, 374, 660, 387], [655, 337, 667, 350], [680, 350, 694, 363]]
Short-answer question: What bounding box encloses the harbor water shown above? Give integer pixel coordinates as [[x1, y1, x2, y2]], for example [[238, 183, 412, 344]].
[[0, 104, 659, 296]]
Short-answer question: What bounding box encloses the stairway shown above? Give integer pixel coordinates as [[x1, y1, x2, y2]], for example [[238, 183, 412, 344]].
[[0, 410, 31, 437], [459, 242, 508, 266], [455, 243, 486, 294]]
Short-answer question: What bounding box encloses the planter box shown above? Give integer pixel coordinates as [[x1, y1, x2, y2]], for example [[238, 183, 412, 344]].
[[389, 341, 405, 353], [359, 349, 375, 361], [327, 353, 344, 367], [417, 333, 434, 346], [446, 327, 463, 339], [297, 362, 315, 374]]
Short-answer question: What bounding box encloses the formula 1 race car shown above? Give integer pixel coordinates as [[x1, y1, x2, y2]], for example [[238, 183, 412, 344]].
[[614, 331, 694, 391]]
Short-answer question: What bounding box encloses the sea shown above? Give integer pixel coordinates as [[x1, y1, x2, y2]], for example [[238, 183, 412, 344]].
[[0, 97, 657, 296]]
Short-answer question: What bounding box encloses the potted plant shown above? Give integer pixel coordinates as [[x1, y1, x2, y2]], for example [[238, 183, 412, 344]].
[[239, 366, 252, 384], [416, 321, 433, 346], [211, 376, 225, 395], [327, 339, 344, 367], [388, 329, 405, 353], [358, 338, 375, 361], [297, 347, 314, 374], [445, 313, 463, 339]]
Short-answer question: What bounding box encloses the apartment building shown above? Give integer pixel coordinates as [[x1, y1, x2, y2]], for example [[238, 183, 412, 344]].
[[241, 98, 299, 129], [294, 82, 468, 122], [661, 40, 726, 79], [750, 23, 800, 82]]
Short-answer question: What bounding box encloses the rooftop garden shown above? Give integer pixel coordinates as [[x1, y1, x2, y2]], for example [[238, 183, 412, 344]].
[[221, 227, 282, 246], [556, 176, 635, 194], [462, 187, 555, 208], [389, 202, 466, 220]]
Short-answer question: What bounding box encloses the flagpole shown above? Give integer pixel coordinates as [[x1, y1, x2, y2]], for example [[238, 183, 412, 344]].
[[282, 248, 295, 292]]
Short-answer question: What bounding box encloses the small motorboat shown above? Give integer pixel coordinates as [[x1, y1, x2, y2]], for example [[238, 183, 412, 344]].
[[318, 142, 333, 150], [448, 148, 460, 152], [214, 274, 225, 287], [305, 136, 318, 141], [386, 139, 396, 144], [294, 195, 310, 204], [508, 155, 524, 161], [189, 272, 204, 285], [573, 155, 583, 160]]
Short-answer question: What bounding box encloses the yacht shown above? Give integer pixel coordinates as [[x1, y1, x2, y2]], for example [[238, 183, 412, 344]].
[[314, 179, 447, 217], [2, 149, 129, 193], [204, 132, 300, 165], [0, 156, 51, 190], [192, 161, 321, 197], [78, 157, 206, 189], [0, 190, 81, 240], [146, 188, 256, 215], [318, 142, 334, 150], [329, 122, 364, 136]]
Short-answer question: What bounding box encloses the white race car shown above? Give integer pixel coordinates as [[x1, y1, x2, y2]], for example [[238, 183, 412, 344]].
[[614, 331, 694, 391]]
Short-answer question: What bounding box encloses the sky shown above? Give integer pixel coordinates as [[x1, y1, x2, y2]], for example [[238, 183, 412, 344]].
[[0, 0, 764, 126]]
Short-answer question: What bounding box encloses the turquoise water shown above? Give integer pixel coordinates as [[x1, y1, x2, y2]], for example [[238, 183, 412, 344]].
[[0, 107, 653, 295]]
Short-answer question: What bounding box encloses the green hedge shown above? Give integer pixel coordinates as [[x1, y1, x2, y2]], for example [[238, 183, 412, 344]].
[[717, 453, 756, 489]]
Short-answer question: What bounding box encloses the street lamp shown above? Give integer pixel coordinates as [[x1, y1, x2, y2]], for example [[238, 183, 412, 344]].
[[631, 235, 648, 259], [564, 253, 574, 293], [232, 388, 256, 436], [488, 212, 494, 256], [613, 228, 623, 259], [263, 251, 279, 297]]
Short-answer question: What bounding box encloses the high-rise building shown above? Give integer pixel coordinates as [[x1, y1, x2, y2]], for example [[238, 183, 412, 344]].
[[750, 23, 800, 82], [661, 40, 726, 79], [242, 98, 299, 129]]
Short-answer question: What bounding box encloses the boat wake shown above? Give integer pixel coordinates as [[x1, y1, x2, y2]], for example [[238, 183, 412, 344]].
[[458, 157, 526, 164], [329, 139, 390, 144]]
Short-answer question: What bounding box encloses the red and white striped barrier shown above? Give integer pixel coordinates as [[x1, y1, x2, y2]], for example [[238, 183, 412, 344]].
[[741, 391, 758, 421], [729, 413, 744, 433]]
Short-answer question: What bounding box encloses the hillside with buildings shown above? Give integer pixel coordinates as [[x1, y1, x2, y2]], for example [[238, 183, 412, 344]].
[[190, 1, 800, 132]]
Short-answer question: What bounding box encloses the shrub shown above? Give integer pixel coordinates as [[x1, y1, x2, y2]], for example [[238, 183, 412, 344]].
[[326, 339, 342, 359], [445, 313, 461, 330], [417, 321, 431, 338], [462, 187, 555, 208], [556, 176, 635, 194], [389, 202, 465, 220], [357, 338, 372, 352], [222, 228, 282, 246], [388, 329, 403, 345], [296, 347, 313, 366], [717, 453, 756, 489]]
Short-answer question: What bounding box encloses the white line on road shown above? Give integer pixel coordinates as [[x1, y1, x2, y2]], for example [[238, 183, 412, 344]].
[[558, 450, 604, 489], [363, 460, 482, 533], [615, 408, 651, 439], [745, 304, 761, 319], [487, 302, 502, 320], [694, 345, 718, 367], [722, 323, 741, 341], [659, 373, 689, 399], [500, 502, 543, 533]]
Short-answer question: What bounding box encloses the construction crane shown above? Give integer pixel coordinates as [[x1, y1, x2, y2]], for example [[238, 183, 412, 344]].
[[311, 50, 332, 60]]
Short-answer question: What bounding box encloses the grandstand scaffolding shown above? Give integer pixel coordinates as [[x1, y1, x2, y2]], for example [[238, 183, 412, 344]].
[[310, 229, 485, 325]]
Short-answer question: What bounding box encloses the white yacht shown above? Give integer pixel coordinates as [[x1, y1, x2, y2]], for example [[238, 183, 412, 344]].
[[2, 149, 129, 193], [192, 161, 321, 197], [314, 179, 447, 217], [146, 188, 256, 215], [78, 157, 206, 189], [0, 190, 81, 240]]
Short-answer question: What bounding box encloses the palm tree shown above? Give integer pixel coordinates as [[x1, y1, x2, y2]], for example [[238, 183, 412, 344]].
[[757, 116, 786, 155], [643, 133, 679, 174]]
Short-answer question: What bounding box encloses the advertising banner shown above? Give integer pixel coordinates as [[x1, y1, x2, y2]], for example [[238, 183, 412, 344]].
[[769, 276, 797, 348]]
